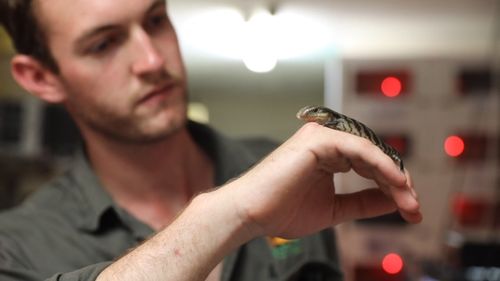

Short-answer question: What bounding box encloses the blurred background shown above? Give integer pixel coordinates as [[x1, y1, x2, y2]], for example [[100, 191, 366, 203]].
[[1, 0, 499, 280]]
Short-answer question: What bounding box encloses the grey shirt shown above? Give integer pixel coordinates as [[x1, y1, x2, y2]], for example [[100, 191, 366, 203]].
[[0, 122, 343, 281]]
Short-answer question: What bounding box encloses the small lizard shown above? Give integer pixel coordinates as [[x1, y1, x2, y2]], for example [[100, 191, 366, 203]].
[[297, 105, 404, 171]]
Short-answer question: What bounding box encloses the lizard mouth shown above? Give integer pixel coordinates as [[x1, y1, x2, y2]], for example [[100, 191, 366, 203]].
[[296, 105, 318, 120], [296, 106, 331, 124]]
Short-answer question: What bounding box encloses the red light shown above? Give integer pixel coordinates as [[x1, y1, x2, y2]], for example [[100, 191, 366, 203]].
[[381, 77, 402, 97], [382, 253, 404, 275], [452, 195, 489, 226], [356, 71, 410, 97], [445, 136, 465, 157], [381, 135, 410, 157]]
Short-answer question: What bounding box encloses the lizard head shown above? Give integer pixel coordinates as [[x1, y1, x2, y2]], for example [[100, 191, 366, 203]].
[[296, 105, 337, 125]]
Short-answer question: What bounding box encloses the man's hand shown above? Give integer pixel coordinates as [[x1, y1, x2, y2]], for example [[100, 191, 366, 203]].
[[228, 122, 422, 239]]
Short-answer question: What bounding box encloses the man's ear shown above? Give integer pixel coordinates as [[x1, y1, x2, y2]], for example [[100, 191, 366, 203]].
[[10, 54, 67, 103]]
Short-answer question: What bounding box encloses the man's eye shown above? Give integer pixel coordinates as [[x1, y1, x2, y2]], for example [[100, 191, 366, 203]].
[[147, 13, 168, 30], [87, 36, 119, 54]]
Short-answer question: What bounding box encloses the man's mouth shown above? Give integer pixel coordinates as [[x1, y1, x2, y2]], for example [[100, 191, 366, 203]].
[[137, 82, 177, 105]]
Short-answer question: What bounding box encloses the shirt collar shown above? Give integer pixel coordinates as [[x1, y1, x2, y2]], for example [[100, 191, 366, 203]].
[[71, 149, 116, 232], [70, 149, 155, 240], [187, 121, 258, 186]]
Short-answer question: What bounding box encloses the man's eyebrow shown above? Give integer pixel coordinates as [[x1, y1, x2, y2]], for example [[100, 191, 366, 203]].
[[74, 0, 166, 49], [147, 0, 166, 14], [74, 25, 118, 49]]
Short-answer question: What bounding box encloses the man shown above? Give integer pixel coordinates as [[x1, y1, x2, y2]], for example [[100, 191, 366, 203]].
[[0, 0, 422, 280]]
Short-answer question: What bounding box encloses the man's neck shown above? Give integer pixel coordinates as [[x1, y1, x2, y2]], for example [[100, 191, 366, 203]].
[[84, 126, 214, 230]]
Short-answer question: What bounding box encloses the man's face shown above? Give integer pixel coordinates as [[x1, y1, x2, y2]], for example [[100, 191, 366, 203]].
[[36, 0, 188, 143]]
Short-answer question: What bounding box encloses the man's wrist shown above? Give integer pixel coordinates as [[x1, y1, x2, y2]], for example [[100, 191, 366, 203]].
[[193, 183, 262, 247]]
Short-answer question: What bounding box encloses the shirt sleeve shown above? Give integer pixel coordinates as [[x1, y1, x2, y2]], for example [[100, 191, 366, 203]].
[[0, 263, 111, 281], [46, 263, 111, 281], [0, 236, 111, 281]]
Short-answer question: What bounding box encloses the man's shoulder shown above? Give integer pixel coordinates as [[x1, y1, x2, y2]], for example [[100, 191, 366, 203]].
[[190, 121, 279, 159], [237, 137, 279, 160], [0, 173, 81, 237], [189, 122, 281, 179], [219, 135, 279, 175]]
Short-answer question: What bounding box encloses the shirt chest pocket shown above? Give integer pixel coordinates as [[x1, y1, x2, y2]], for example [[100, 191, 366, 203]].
[[281, 262, 340, 281], [228, 232, 342, 281], [271, 256, 342, 281], [269, 239, 342, 281]]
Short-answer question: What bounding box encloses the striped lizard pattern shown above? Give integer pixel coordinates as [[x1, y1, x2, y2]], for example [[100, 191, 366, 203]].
[[297, 105, 404, 171]]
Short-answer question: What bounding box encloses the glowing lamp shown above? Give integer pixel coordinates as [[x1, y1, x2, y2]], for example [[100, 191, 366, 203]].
[[355, 70, 410, 97], [444, 135, 465, 157], [382, 253, 404, 275], [381, 77, 402, 97], [242, 10, 278, 73]]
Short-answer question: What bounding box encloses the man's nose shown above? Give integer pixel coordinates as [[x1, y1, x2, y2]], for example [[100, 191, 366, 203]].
[[131, 28, 165, 75]]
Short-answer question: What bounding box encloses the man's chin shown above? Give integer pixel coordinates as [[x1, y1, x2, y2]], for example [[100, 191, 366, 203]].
[[130, 115, 187, 144], [138, 125, 185, 144]]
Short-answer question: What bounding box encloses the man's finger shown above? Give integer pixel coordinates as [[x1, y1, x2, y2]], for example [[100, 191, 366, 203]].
[[321, 127, 408, 188], [333, 188, 422, 224], [333, 188, 397, 224]]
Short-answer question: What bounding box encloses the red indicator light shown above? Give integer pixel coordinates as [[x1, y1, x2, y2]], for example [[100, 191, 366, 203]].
[[445, 136, 465, 157], [381, 77, 402, 97], [356, 71, 410, 97], [382, 253, 404, 275], [452, 195, 489, 226], [381, 135, 410, 157]]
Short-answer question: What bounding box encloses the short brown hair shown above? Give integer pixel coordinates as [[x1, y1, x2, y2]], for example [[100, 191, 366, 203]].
[[0, 0, 59, 72]]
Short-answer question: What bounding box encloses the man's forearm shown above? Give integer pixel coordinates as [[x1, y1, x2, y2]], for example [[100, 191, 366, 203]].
[[96, 186, 255, 281]]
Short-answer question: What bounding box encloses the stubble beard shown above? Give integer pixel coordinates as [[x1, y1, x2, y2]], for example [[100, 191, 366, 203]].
[[67, 92, 189, 145]]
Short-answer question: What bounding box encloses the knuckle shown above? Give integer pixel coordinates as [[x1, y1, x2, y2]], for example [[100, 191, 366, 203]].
[[298, 122, 322, 134]]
